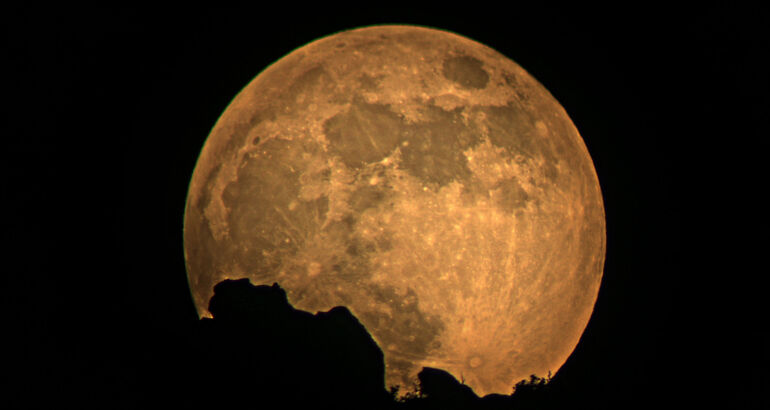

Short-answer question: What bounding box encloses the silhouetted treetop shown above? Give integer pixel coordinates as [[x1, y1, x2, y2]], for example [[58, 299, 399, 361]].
[[195, 278, 390, 408], [418, 367, 478, 401], [208, 279, 295, 322], [187, 278, 562, 409]]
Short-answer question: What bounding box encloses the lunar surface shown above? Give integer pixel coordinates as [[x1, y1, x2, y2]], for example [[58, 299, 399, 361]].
[[184, 25, 605, 397]]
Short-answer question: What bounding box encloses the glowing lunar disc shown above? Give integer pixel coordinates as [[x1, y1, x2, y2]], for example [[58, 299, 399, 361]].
[[184, 25, 605, 397]]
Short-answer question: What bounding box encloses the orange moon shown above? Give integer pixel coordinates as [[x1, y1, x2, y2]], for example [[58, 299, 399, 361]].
[[184, 25, 605, 397]]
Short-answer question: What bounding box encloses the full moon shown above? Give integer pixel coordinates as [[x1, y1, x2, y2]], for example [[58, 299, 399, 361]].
[[184, 25, 605, 397]]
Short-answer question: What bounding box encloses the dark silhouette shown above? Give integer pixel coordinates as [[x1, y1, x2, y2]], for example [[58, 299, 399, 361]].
[[181, 278, 563, 409], [395, 367, 556, 410], [398, 367, 480, 409], [191, 278, 391, 408]]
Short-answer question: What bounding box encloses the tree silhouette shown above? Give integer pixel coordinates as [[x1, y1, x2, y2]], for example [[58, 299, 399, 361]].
[[176, 278, 568, 409], [190, 278, 391, 408]]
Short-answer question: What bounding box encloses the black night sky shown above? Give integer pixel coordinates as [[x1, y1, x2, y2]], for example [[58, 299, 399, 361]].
[[5, 5, 767, 409]]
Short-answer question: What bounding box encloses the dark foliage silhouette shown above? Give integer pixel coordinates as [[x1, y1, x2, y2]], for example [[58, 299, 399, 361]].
[[395, 367, 556, 410], [181, 278, 563, 409], [396, 367, 480, 409], [191, 279, 390, 408]]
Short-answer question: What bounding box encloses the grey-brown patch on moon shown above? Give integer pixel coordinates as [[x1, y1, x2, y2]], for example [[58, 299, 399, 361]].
[[493, 177, 530, 212], [442, 55, 490, 89], [325, 98, 481, 188], [324, 99, 406, 169], [357, 73, 384, 91], [184, 25, 605, 398]]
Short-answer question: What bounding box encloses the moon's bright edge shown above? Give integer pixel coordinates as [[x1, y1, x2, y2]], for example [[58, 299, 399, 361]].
[[184, 25, 605, 397]]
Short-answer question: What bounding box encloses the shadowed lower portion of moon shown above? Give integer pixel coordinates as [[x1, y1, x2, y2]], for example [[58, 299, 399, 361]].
[[184, 25, 605, 397]]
